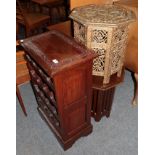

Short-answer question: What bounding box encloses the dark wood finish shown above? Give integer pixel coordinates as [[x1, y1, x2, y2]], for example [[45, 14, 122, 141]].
[[91, 70, 124, 121], [47, 20, 72, 36], [16, 41, 30, 116], [91, 87, 115, 121], [21, 30, 96, 150], [32, 0, 68, 23], [46, 0, 113, 35], [114, 0, 138, 8], [16, 0, 50, 37], [32, 0, 63, 5]]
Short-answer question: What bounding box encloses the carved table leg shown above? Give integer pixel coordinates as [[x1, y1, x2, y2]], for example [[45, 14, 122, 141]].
[[16, 85, 27, 116]]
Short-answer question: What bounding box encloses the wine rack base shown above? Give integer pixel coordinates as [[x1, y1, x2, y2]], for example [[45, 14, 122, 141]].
[[38, 107, 92, 150], [91, 87, 115, 122]]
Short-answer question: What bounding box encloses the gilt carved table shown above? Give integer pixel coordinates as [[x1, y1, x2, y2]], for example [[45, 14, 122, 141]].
[[70, 4, 135, 84]]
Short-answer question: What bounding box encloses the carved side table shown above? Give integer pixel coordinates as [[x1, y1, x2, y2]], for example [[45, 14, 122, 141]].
[[70, 4, 135, 84], [21, 30, 96, 150]]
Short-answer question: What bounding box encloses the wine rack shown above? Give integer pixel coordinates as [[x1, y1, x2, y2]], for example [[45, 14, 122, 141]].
[[21, 30, 96, 150]]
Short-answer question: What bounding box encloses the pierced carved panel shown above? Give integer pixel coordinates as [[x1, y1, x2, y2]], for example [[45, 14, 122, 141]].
[[113, 26, 128, 43], [111, 52, 121, 74], [92, 48, 106, 76], [92, 55, 105, 76], [92, 48, 106, 56], [110, 41, 126, 74], [92, 30, 108, 43], [74, 21, 86, 45], [110, 26, 128, 74]]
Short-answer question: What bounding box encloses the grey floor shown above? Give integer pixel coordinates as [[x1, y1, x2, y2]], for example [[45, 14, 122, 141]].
[[16, 71, 138, 155]]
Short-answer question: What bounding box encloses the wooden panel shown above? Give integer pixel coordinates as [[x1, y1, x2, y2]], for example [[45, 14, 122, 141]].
[[63, 69, 86, 106], [91, 86, 115, 121], [65, 99, 86, 135], [47, 21, 72, 37], [114, 0, 138, 8]]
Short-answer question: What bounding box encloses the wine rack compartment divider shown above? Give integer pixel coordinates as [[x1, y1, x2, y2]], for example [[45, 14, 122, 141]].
[[26, 55, 60, 129]]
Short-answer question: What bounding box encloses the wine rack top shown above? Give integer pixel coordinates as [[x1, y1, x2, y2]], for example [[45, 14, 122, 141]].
[[21, 30, 97, 77]]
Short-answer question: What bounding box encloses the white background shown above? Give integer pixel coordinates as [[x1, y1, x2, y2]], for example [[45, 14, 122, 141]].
[[0, 0, 155, 154]]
